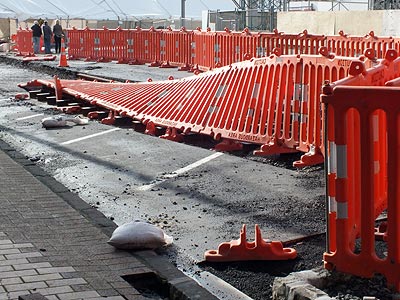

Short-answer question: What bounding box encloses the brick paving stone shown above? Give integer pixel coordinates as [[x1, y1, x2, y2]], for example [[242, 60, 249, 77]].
[[46, 278, 87, 287], [0, 265, 13, 272], [36, 267, 75, 275], [0, 248, 20, 255], [0, 290, 30, 300], [5, 252, 42, 260], [22, 273, 63, 283], [4, 282, 48, 292], [13, 262, 52, 271], [0, 270, 37, 279], [35, 286, 74, 296], [57, 290, 100, 299], [70, 284, 93, 292], [1, 278, 23, 285], [0, 243, 33, 250], [0, 258, 29, 266]]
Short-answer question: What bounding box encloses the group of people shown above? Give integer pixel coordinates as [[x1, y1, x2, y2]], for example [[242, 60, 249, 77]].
[[30, 19, 64, 54]]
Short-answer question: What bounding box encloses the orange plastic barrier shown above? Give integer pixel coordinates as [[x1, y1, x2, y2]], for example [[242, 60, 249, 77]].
[[322, 85, 400, 291], [192, 28, 217, 71], [204, 224, 297, 262], [161, 27, 193, 69], [326, 30, 394, 58], [259, 30, 325, 56], [15, 28, 34, 56]]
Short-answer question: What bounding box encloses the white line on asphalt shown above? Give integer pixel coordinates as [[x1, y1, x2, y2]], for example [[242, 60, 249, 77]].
[[136, 152, 224, 191], [16, 113, 45, 121], [60, 128, 121, 145]]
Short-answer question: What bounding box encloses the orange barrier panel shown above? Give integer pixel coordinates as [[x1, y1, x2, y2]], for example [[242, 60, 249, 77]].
[[322, 85, 400, 291], [161, 27, 193, 69], [259, 30, 325, 56], [192, 28, 217, 71], [326, 30, 394, 58], [15, 28, 34, 56]]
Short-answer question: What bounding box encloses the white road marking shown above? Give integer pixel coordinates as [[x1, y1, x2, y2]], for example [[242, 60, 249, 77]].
[[136, 152, 224, 191], [16, 113, 45, 121], [60, 128, 121, 145]]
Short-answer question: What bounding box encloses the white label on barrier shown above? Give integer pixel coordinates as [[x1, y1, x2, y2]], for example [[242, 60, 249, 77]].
[[336, 145, 347, 179], [247, 108, 254, 117], [329, 196, 337, 213], [215, 85, 226, 98], [302, 84, 309, 102], [328, 141, 337, 174], [186, 88, 195, 98], [337, 202, 348, 219], [252, 83, 260, 99], [158, 90, 169, 98]]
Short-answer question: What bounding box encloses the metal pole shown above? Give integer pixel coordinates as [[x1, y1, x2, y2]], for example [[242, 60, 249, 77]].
[[181, 0, 186, 27]]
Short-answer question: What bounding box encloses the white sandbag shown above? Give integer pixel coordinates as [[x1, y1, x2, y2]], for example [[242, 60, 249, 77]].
[[41, 116, 68, 128], [41, 115, 89, 128], [108, 220, 173, 250]]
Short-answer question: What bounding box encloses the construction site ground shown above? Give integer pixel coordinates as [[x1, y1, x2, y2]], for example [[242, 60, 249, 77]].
[[0, 53, 397, 300]]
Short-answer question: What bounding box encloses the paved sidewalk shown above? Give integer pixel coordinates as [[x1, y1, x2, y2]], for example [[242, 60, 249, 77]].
[[0, 140, 217, 300]]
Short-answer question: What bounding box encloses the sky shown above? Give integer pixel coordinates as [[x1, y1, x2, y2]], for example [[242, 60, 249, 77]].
[[0, 0, 236, 21]]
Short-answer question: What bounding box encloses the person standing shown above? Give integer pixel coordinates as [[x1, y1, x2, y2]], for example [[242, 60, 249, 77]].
[[31, 20, 42, 54], [53, 20, 63, 54], [42, 21, 52, 54]]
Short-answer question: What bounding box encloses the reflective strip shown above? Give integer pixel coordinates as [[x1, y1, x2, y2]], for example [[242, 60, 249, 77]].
[[328, 141, 337, 174], [158, 90, 169, 98], [329, 196, 337, 213], [111, 87, 123, 91], [100, 91, 108, 95], [160, 40, 166, 47], [215, 85, 226, 98], [336, 145, 347, 179], [147, 101, 153, 106], [80, 38, 84, 44], [208, 106, 218, 113], [247, 108, 254, 117], [337, 202, 348, 219], [235, 46, 240, 54], [127, 39, 133, 46], [145, 40, 148, 46], [374, 161, 380, 174], [112, 39, 115, 45], [191, 42, 196, 49], [373, 115, 379, 142], [94, 38, 100, 44], [214, 44, 220, 52], [291, 112, 299, 121], [300, 114, 307, 123], [294, 84, 301, 101], [128, 49, 133, 53], [175, 41, 179, 48], [252, 83, 260, 99], [302, 85, 309, 102], [176, 103, 183, 110]]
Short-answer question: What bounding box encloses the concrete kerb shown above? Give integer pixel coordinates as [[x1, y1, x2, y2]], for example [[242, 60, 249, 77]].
[[0, 139, 218, 300], [272, 268, 333, 300]]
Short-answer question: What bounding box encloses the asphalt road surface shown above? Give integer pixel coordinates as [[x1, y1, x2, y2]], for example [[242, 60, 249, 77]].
[[0, 59, 328, 300]]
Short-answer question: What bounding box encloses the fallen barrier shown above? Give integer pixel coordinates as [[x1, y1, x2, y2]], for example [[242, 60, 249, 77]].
[[19, 48, 379, 167]]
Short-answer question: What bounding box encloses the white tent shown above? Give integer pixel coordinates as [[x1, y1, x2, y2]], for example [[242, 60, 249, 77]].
[[0, 0, 236, 21]]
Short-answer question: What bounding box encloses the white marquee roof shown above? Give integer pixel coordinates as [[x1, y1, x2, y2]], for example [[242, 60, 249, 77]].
[[0, 0, 236, 21]]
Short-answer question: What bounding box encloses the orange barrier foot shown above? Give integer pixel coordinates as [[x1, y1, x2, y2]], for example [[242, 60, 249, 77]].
[[204, 224, 297, 262], [253, 142, 298, 156], [160, 61, 175, 69], [178, 64, 191, 71], [149, 61, 161, 67], [128, 58, 144, 65], [293, 145, 324, 168], [101, 111, 116, 125], [145, 121, 157, 135], [213, 139, 243, 152], [160, 127, 183, 142]]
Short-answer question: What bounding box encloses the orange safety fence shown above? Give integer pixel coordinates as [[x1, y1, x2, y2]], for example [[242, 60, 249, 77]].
[[322, 86, 400, 291], [14, 28, 34, 56], [161, 27, 193, 69], [326, 30, 394, 59]]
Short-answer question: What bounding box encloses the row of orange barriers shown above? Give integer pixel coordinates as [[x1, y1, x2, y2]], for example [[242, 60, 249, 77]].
[[15, 26, 400, 70], [322, 50, 400, 291], [18, 43, 400, 290]]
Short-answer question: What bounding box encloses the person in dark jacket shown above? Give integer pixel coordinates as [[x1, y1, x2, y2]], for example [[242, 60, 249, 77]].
[[42, 21, 52, 54], [31, 21, 42, 54], [53, 20, 63, 54]]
